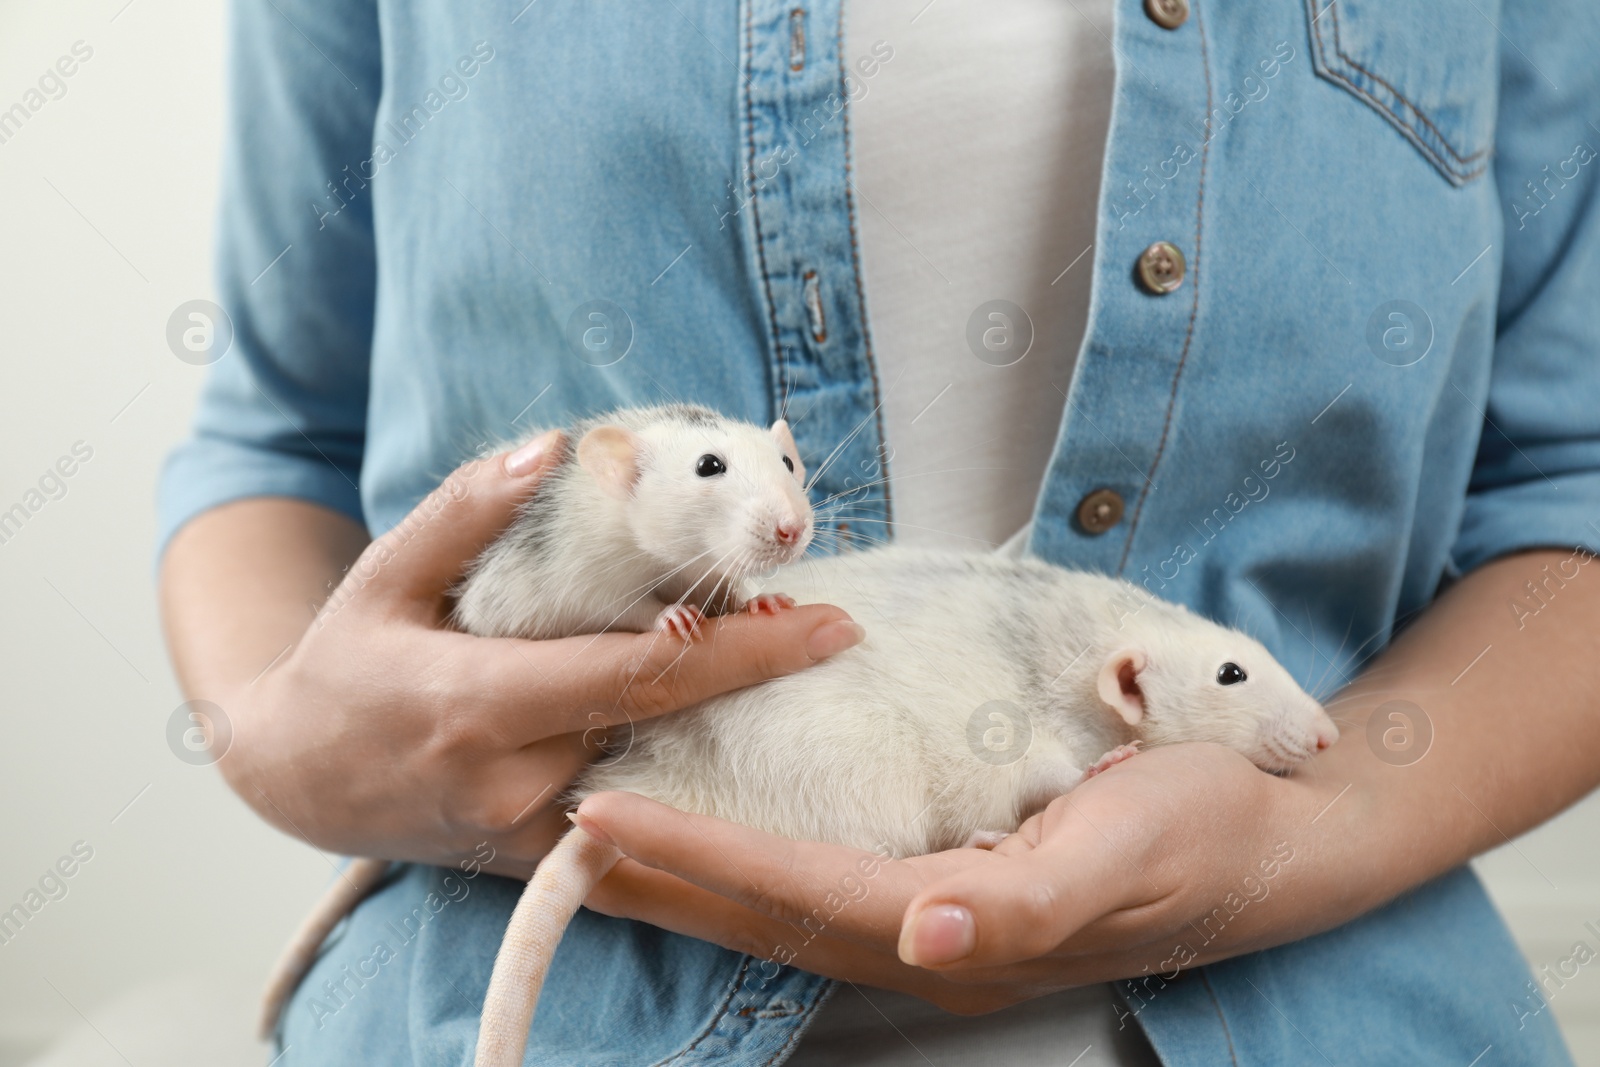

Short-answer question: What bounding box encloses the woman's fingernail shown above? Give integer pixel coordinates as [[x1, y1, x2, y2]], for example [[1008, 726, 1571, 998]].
[[806, 619, 865, 660], [899, 904, 976, 967], [505, 431, 560, 477], [568, 810, 614, 847]]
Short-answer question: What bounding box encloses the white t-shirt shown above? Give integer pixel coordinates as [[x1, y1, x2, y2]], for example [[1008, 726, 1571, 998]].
[[849, 0, 1114, 553], [788, 3, 1157, 1064]]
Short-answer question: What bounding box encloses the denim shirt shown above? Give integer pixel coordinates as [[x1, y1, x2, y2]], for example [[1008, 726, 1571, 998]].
[[160, 0, 1597, 1063]]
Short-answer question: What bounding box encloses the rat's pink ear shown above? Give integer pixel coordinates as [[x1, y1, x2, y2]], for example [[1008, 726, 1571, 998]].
[[1097, 648, 1149, 726], [577, 425, 645, 501], [770, 418, 806, 484]]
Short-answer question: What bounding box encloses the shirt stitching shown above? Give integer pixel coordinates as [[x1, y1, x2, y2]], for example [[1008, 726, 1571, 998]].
[[1329, 1, 1488, 166], [651, 954, 755, 1066], [1199, 970, 1243, 1067], [1117, 0, 1213, 574], [836, 0, 895, 528], [1308, 0, 1488, 183], [758, 978, 834, 1067], [744, 0, 789, 412]]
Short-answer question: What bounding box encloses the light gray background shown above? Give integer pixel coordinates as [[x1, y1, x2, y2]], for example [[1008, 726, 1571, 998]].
[[0, 1, 1596, 1063]]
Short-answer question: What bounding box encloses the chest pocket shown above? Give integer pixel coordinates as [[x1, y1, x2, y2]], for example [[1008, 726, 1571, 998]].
[[1304, 0, 1498, 186]]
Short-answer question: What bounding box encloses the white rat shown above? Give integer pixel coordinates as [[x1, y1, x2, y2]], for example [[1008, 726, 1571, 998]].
[[471, 550, 1339, 1067], [456, 402, 815, 639], [258, 404, 815, 1038], [576, 549, 1339, 853]]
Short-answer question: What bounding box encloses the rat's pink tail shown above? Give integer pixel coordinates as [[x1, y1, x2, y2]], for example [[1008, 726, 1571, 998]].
[[475, 827, 621, 1067], [257, 857, 393, 1039]]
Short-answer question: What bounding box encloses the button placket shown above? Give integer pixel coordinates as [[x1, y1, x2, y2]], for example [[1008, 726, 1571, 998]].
[[740, 0, 891, 534], [1027, 0, 1211, 572]]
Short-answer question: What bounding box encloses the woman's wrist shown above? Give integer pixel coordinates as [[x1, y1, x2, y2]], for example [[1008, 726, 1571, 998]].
[[162, 498, 366, 828], [1266, 766, 1397, 940], [1258, 548, 1600, 952], [160, 497, 367, 699]]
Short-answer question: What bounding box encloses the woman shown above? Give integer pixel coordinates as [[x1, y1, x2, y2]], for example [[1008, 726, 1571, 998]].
[[159, 0, 1596, 1062]]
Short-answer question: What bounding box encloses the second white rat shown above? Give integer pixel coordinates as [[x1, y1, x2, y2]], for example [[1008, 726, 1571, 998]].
[[577, 548, 1339, 854], [474, 548, 1339, 1067]]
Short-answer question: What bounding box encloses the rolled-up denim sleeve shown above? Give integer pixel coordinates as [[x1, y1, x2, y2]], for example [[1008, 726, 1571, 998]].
[[1449, 0, 1600, 574], [156, 0, 381, 557]]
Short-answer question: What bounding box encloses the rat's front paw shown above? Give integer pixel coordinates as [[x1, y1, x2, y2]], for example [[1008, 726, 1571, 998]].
[[745, 592, 797, 616], [654, 603, 705, 641], [1080, 741, 1142, 783]]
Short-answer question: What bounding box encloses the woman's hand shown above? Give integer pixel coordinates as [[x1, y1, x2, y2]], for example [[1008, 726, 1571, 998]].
[[160, 433, 864, 878], [575, 742, 1345, 1014]]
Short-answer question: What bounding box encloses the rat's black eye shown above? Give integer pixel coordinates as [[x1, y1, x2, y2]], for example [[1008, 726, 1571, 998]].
[[782, 455, 794, 473], [695, 454, 726, 478], [1217, 662, 1247, 686]]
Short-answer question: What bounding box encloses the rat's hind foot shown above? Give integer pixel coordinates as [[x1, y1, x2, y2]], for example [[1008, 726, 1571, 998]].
[[745, 592, 796, 615], [1080, 742, 1142, 783], [654, 603, 705, 641], [961, 829, 1011, 851]]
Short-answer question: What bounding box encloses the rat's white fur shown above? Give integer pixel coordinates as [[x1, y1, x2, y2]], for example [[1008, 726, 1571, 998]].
[[576, 548, 1339, 857], [470, 549, 1338, 1066], [454, 404, 813, 639]]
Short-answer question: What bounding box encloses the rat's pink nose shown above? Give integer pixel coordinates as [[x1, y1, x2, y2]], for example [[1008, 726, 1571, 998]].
[[1313, 716, 1340, 751], [775, 520, 805, 545]]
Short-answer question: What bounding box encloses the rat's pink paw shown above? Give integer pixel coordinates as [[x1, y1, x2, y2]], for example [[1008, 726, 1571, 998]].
[[654, 603, 705, 641], [1080, 741, 1142, 783], [745, 592, 796, 615], [961, 829, 1011, 851]]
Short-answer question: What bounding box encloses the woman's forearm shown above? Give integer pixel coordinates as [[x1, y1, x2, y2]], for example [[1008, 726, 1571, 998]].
[[1298, 547, 1600, 916], [159, 497, 370, 704]]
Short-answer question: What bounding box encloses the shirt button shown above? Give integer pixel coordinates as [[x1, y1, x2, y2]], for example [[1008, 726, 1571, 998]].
[[1144, 0, 1189, 30], [1137, 241, 1187, 294], [1076, 488, 1125, 535]]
